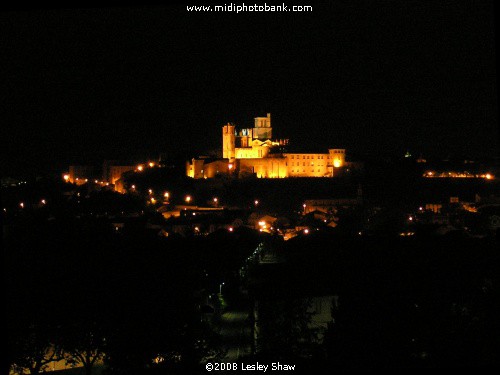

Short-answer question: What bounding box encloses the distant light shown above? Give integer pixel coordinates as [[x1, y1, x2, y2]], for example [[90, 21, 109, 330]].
[[137, 165, 144, 172], [85, 179, 88, 182], [259, 229, 263, 232], [150, 197, 156, 204], [41, 199, 46, 205], [106, 182, 109, 186], [131, 185, 136, 189], [258, 221, 265, 226], [419, 207, 423, 211], [228, 227, 233, 232], [193, 212, 196, 216], [333, 159, 341, 168], [304, 229, 309, 234], [408, 216, 413, 221], [19, 202, 24, 208], [63, 174, 70, 181], [148, 162, 154, 168], [94, 180, 98, 183], [213, 197, 218, 202], [228, 163, 233, 170], [164, 192, 169, 198], [194, 226, 199, 231], [303, 204, 306, 208], [148, 189, 153, 194], [485, 173, 492, 180], [185, 195, 192, 203], [254, 200, 259, 206]]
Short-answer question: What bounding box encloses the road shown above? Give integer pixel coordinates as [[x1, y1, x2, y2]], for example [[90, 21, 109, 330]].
[[216, 308, 252, 361]]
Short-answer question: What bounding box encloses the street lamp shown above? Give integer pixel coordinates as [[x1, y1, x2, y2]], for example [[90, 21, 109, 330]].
[[219, 282, 225, 295], [185, 195, 192, 203]]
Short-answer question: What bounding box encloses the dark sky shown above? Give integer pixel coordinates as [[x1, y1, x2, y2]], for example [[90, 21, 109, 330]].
[[1, 1, 498, 176]]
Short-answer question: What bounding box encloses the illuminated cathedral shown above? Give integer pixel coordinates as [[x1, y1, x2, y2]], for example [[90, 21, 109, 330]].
[[187, 113, 355, 179]]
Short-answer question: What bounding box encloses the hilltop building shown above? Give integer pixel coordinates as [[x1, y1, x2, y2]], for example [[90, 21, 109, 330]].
[[187, 113, 361, 179]]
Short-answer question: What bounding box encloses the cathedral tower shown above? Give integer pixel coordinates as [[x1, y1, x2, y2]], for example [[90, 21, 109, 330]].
[[253, 113, 272, 140], [222, 123, 236, 159]]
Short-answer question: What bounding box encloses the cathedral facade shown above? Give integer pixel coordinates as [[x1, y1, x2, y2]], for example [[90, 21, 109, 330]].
[[187, 113, 353, 179]]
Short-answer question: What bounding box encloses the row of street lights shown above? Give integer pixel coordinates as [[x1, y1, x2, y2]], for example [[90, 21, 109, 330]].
[[130, 183, 263, 209]]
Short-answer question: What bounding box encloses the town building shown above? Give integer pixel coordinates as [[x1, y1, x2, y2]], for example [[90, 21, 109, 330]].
[[187, 113, 362, 179]]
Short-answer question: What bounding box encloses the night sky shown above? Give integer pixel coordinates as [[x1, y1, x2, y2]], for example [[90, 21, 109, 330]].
[[1, 1, 498, 176]]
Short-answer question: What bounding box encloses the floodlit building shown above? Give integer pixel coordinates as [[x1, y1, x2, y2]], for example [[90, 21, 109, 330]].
[[187, 113, 361, 179]]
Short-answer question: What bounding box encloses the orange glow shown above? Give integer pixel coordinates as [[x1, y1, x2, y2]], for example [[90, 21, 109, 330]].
[[333, 159, 341, 168], [304, 229, 309, 234], [164, 192, 169, 198], [213, 197, 218, 202], [258, 221, 265, 226], [19, 202, 24, 208], [137, 165, 144, 172], [149, 162, 155, 168], [63, 174, 70, 181], [228, 164, 233, 170], [131, 185, 136, 189], [254, 200, 259, 206], [151, 197, 156, 204], [148, 189, 153, 194], [486, 173, 493, 180], [228, 227, 233, 232], [185, 195, 192, 203], [41, 199, 46, 205]]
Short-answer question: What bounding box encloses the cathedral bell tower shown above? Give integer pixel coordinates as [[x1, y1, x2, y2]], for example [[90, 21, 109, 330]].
[[222, 123, 236, 159]]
